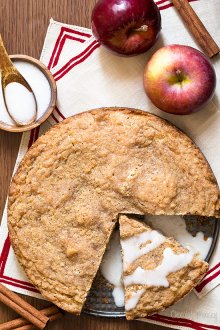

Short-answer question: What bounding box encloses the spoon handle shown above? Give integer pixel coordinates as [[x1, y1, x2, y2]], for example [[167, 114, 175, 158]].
[[0, 34, 14, 71], [0, 34, 31, 91]]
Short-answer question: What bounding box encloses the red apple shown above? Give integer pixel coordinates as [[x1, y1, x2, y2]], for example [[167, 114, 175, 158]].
[[143, 45, 216, 115], [91, 0, 161, 56]]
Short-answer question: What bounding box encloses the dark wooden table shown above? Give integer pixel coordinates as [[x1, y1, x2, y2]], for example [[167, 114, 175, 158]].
[[0, 1, 166, 329]]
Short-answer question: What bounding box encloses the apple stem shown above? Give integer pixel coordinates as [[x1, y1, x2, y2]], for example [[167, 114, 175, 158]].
[[134, 25, 148, 33], [176, 70, 183, 83]]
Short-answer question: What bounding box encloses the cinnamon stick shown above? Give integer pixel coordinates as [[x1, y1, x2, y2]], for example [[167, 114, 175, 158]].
[[15, 312, 63, 330], [0, 283, 49, 329], [172, 0, 220, 58], [0, 306, 63, 330]]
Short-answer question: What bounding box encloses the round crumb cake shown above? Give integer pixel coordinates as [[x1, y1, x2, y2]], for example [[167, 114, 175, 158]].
[[8, 108, 220, 314]]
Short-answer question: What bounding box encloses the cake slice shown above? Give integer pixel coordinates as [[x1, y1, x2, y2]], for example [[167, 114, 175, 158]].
[[119, 214, 208, 320]]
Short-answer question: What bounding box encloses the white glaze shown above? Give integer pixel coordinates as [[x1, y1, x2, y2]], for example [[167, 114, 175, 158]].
[[124, 247, 194, 287], [100, 231, 124, 307], [145, 215, 212, 260], [125, 289, 145, 311], [112, 286, 125, 308], [120, 230, 166, 271], [0, 61, 52, 126], [4, 82, 36, 125]]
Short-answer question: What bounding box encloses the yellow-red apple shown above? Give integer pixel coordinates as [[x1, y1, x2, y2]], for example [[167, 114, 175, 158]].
[[144, 45, 216, 115]]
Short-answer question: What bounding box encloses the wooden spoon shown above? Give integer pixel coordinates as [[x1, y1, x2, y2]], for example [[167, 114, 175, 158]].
[[0, 34, 37, 125]]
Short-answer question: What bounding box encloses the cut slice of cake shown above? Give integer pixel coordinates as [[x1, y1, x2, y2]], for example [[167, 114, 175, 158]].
[[119, 214, 209, 320]]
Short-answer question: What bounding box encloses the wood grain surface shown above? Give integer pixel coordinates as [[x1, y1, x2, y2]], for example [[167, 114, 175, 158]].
[[0, 1, 167, 329]]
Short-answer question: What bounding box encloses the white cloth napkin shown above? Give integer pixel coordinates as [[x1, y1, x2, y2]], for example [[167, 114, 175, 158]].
[[1, 0, 220, 328]]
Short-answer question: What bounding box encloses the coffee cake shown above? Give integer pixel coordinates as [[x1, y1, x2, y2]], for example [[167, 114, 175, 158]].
[[8, 108, 219, 313]]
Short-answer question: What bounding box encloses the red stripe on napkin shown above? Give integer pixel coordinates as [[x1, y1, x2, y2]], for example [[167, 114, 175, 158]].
[[156, 0, 169, 5], [55, 42, 100, 81], [27, 129, 35, 149], [27, 126, 40, 149], [149, 314, 220, 330], [157, 0, 198, 11], [196, 269, 220, 293], [53, 40, 99, 78], [48, 27, 67, 69], [50, 107, 66, 124], [0, 234, 39, 292], [34, 126, 40, 141], [0, 235, 10, 275], [48, 26, 91, 69], [51, 113, 59, 123], [149, 316, 206, 330], [195, 263, 220, 293], [55, 107, 66, 119], [158, 3, 175, 10], [0, 279, 39, 293], [3, 275, 35, 288], [59, 27, 91, 38], [202, 263, 220, 279], [53, 35, 86, 68], [0, 236, 38, 292]]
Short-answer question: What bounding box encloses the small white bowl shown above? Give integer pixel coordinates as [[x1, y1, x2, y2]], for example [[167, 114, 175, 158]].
[[0, 54, 57, 133]]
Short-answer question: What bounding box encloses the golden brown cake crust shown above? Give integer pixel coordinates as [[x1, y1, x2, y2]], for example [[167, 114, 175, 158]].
[[8, 108, 219, 314], [119, 215, 209, 320]]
